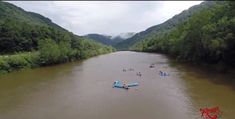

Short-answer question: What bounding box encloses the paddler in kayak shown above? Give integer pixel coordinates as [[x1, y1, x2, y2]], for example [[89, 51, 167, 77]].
[[137, 72, 142, 77], [123, 83, 129, 89]]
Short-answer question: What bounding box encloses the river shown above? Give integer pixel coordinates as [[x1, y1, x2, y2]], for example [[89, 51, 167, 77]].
[[0, 51, 234, 119]]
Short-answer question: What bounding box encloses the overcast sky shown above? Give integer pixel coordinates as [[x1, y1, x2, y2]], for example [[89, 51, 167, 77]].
[[8, 1, 203, 36]]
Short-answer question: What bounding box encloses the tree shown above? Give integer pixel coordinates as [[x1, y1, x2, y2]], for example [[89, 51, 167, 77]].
[[38, 39, 60, 65]]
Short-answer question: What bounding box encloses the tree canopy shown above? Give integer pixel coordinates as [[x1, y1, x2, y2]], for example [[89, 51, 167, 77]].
[[131, 1, 235, 70]]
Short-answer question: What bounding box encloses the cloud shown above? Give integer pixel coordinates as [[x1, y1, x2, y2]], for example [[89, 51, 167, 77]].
[[7, 1, 203, 36]]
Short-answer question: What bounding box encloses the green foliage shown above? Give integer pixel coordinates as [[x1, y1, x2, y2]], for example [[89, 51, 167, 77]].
[[0, 17, 71, 54], [85, 34, 114, 46], [0, 1, 72, 54], [0, 1, 115, 74], [7, 55, 30, 70], [116, 1, 219, 50], [0, 37, 114, 74], [72, 38, 115, 59], [58, 40, 72, 62], [38, 39, 61, 65], [0, 58, 10, 73], [131, 1, 235, 69], [0, 52, 38, 73]]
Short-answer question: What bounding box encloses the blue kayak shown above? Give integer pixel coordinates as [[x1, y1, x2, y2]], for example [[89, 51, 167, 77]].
[[127, 83, 139, 87], [113, 81, 139, 89]]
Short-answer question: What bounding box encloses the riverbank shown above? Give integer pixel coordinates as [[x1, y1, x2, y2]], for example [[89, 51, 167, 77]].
[[131, 49, 235, 73], [0, 51, 113, 74], [0, 39, 115, 74]]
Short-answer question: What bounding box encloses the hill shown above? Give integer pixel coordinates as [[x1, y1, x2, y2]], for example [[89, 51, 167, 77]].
[[0, 1, 114, 73], [84, 32, 134, 46], [131, 1, 235, 70], [84, 34, 113, 46], [115, 1, 218, 50]]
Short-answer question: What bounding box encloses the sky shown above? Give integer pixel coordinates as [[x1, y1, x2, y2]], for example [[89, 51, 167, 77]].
[[8, 1, 203, 36]]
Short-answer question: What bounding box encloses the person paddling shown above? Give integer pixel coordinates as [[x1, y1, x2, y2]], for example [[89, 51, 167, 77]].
[[123, 83, 129, 89], [137, 72, 142, 77]]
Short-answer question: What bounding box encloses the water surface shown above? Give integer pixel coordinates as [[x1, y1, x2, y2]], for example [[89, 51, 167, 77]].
[[0, 51, 234, 119]]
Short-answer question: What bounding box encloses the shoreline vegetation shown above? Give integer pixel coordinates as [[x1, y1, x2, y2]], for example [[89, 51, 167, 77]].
[[0, 39, 115, 74], [131, 50, 235, 74]]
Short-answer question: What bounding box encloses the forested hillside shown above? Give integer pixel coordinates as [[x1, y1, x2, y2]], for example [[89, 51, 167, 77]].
[[131, 1, 235, 70], [85, 34, 114, 46], [115, 1, 218, 50], [84, 33, 134, 46], [0, 2, 114, 73]]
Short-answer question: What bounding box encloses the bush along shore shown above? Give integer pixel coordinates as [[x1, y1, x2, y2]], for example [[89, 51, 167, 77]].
[[0, 38, 115, 74]]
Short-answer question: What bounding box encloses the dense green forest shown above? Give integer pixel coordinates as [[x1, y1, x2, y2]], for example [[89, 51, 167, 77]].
[[115, 1, 217, 50], [0, 2, 114, 74], [128, 1, 235, 71], [85, 34, 114, 46], [84, 33, 134, 47]]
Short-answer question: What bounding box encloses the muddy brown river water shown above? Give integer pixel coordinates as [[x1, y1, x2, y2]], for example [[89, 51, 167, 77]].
[[0, 51, 234, 119]]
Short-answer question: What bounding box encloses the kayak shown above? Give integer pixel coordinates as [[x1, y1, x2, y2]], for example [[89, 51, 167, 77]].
[[127, 83, 139, 87], [113, 81, 139, 89]]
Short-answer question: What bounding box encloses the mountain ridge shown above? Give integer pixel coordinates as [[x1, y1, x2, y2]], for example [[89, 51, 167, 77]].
[[115, 1, 218, 50], [84, 32, 135, 46]]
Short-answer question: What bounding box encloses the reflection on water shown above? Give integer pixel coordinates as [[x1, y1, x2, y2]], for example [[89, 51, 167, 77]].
[[175, 63, 235, 119], [0, 51, 234, 119]]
